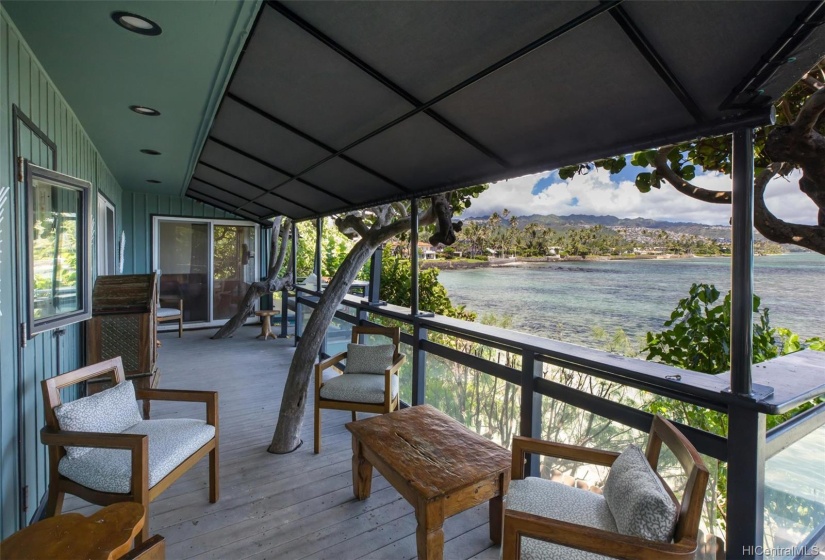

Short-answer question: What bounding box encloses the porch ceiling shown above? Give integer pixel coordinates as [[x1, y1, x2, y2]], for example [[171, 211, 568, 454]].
[[3, 0, 260, 198], [6, 2, 825, 223], [186, 0, 825, 222]]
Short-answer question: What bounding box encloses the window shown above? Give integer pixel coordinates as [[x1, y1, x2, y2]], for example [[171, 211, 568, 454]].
[[26, 163, 92, 335], [97, 194, 116, 275]]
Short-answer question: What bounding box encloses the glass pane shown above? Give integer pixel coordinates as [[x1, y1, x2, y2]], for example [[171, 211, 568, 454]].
[[213, 225, 257, 321], [765, 421, 825, 555], [425, 352, 520, 448], [157, 221, 209, 322], [326, 317, 353, 356], [32, 180, 81, 319]]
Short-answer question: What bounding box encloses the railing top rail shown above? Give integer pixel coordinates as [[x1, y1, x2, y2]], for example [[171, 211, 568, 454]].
[[297, 291, 825, 415]]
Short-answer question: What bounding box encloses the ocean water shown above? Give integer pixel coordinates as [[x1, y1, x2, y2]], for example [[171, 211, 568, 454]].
[[438, 253, 824, 349]]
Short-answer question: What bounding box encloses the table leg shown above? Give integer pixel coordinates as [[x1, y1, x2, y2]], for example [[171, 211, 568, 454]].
[[416, 499, 445, 560], [490, 470, 509, 544], [489, 494, 503, 544], [352, 438, 373, 500]]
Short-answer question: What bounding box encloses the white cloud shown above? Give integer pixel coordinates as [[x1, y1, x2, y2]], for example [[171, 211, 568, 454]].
[[462, 168, 819, 226]]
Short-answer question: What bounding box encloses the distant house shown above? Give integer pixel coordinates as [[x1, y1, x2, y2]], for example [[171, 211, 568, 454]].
[[547, 246, 561, 256], [423, 248, 437, 260], [486, 248, 498, 256]]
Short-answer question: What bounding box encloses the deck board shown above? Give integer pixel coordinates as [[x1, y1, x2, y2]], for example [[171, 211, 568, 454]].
[[62, 327, 500, 559]]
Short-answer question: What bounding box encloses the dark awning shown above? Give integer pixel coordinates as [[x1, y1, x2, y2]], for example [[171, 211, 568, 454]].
[[186, 1, 825, 222]]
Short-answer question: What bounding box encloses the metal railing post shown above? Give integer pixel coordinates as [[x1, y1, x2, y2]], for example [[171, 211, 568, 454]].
[[412, 320, 427, 406], [279, 287, 289, 338], [410, 198, 420, 316], [726, 406, 766, 559], [520, 352, 542, 476], [291, 222, 298, 346]]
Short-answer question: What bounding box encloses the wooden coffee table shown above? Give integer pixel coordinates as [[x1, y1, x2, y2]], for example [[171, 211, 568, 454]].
[[346, 404, 511, 559]]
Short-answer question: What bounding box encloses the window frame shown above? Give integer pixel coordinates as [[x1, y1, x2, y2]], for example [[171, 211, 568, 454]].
[[26, 162, 93, 336]]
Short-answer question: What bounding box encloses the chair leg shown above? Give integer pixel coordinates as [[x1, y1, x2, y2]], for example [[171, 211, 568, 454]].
[[351, 411, 357, 422], [209, 446, 219, 503], [45, 484, 64, 517], [178, 316, 183, 338], [136, 502, 150, 545], [314, 405, 321, 454]]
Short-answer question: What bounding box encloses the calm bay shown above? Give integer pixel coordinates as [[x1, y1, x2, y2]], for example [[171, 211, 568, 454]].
[[438, 253, 824, 350]]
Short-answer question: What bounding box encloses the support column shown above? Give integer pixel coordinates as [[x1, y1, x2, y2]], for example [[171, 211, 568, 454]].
[[368, 245, 385, 305], [519, 353, 542, 476], [410, 198, 420, 316], [730, 128, 754, 397], [292, 222, 300, 346], [315, 217, 323, 293]]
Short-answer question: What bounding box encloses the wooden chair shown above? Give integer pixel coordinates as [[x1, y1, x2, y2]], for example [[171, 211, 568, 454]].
[[502, 415, 709, 560], [314, 326, 406, 453], [156, 297, 183, 338], [41, 357, 219, 543]]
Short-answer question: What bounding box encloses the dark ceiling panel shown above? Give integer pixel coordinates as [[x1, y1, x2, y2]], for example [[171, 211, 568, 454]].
[[283, 1, 597, 103], [432, 15, 692, 168], [345, 113, 505, 190], [200, 139, 290, 189], [301, 157, 403, 205], [229, 5, 415, 149], [211, 96, 330, 173], [623, 1, 819, 115], [190, 178, 253, 209], [256, 193, 314, 220], [193, 164, 263, 201], [271, 182, 342, 214]]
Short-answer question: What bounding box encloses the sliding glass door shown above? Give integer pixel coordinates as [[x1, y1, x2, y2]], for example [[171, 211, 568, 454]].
[[153, 217, 258, 327], [213, 224, 257, 321]]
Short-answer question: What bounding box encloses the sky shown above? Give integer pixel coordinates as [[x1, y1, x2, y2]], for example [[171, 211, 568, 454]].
[[461, 164, 819, 226]]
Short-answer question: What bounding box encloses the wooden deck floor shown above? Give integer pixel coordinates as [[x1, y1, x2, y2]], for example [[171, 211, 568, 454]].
[[63, 327, 500, 560]]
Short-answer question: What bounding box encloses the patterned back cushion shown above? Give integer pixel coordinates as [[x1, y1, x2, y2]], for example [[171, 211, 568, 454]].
[[54, 381, 143, 459], [344, 343, 395, 375], [603, 444, 678, 542]]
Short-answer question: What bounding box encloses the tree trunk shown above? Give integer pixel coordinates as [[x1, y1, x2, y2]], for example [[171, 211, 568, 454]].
[[268, 236, 377, 453]]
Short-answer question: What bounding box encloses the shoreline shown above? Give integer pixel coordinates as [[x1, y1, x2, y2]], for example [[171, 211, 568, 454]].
[[422, 252, 791, 270]]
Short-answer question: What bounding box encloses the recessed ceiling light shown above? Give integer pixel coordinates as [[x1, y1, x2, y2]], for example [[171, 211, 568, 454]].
[[112, 11, 162, 36], [147, 179, 162, 184], [129, 105, 160, 116], [140, 149, 162, 155]]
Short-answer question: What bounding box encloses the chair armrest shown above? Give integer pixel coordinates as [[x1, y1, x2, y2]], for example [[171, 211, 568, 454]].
[[158, 296, 182, 308], [385, 354, 407, 376], [511, 435, 620, 479], [502, 509, 696, 560], [315, 351, 347, 390], [135, 389, 218, 426], [40, 428, 150, 494], [40, 427, 147, 451]]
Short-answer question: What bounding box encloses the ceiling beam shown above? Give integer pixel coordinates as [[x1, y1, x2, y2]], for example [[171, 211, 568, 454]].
[[609, 5, 706, 123], [268, 1, 511, 169]]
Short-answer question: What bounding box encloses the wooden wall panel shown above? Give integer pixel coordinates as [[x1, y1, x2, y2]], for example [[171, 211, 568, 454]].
[[0, 9, 124, 538]]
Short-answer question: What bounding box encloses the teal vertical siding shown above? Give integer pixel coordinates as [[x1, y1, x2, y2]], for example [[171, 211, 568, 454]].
[[122, 191, 245, 274], [0, 9, 124, 538]]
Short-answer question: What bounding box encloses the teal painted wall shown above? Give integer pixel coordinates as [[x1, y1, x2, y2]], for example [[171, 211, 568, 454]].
[[0, 9, 124, 537], [121, 191, 246, 274]]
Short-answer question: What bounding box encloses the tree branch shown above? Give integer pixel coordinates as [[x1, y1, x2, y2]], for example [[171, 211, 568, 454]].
[[793, 85, 825, 132], [754, 164, 825, 253], [654, 147, 731, 204], [335, 214, 370, 239]]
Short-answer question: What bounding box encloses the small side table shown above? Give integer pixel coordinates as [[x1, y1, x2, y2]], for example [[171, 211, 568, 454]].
[[1, 502, 147, 560], [255, 310, 280, 340]]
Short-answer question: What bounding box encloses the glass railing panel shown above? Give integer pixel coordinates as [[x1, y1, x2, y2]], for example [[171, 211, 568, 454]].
[[325, 317, 353, 357], [424, 352, 521, 448], [764, 422, 825, 556]]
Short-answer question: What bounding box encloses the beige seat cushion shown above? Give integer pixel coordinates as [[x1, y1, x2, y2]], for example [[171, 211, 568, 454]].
[[58, 419, 214, 494], [506, 477, 617, 560], [320, 373, 398, 404], [157, 307, 181, 318]]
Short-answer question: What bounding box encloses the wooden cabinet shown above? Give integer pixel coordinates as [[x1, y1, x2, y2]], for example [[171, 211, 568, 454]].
[[86, 273, 160, 416]]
